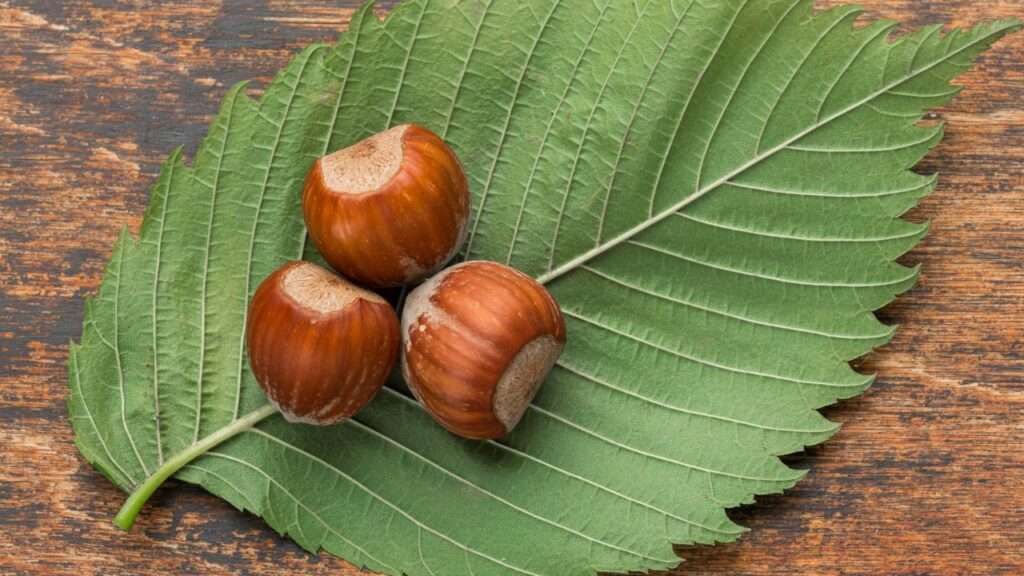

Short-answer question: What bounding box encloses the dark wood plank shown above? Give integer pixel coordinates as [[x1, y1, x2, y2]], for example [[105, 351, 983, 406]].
[[0, 1, 1020, 574]]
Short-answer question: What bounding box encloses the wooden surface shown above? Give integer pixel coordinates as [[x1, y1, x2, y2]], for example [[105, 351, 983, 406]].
[[1, 1, 1021, 574]]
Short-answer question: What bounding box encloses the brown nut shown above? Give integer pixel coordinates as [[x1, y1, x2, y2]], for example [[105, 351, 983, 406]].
[[246, 261, 399, 425], [401, 261, 567, 439], [302, 123, 471, 288]]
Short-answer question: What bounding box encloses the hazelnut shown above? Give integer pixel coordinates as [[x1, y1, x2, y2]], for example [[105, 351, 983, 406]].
[[246, 261, 399, 425], [401, 261, 567, 439], [302, 124, 470, 288]]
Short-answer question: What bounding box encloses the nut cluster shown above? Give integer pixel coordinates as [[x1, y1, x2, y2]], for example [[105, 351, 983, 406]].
[[246, 124, 565, 439]]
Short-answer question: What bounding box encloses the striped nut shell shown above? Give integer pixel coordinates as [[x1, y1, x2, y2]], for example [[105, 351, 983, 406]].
[[302, 123, 470, 288], [401, 261, 567, 439], [246, 261, 399, 425]]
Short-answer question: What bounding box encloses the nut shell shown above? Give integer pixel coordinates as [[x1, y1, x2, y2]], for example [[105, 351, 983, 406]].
[[401, 261, 566, 439], [303, 123, 470, 288], [246, 261, 399, 425]]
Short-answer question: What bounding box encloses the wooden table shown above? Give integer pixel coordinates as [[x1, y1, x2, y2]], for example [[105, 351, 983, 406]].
[[1, 1, 1021, 574]]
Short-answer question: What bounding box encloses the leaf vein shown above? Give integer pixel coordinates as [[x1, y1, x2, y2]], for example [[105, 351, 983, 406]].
[[150, 155, 177, 466], [693, 0, 800, 199], [673, 211, 923, 243], [579, 265, 892, 340], [528, 405, 800, 483], [245, 429, 547, 576], [343, 417, 677, 564], [384, 0, 430, 127], [562, 308, 869, 389], [193, 88, 243, 444], [536, 16, 1017, 286], [379, 386, 745, 537], [545, 0, 660, 270], [233, 46, 325, 420], [554, 360, 838, 435], [596, 0, 694, 243], [439, 0, 493, 139], [203, 451, 398, 573], [111, 235, 151, 477], [464, 0, 565, 258], [71, 346, 138, 487], [627, 240, 916, 288], [505, 0, 613, 265]]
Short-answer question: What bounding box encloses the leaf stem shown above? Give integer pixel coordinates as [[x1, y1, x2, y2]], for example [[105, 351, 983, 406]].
[[113, 404, 278, 530]]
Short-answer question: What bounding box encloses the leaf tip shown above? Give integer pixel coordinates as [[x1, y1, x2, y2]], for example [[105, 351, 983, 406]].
[[781, 466, 811, 487], [914, 220, 933, 243], [115, 225, 133, 244], [224, 79, 252, 101], [995, 18, 1023, 34], [823, 417, 843, 435], [168, 145, 186, 164], [353, 0, 379, 21]]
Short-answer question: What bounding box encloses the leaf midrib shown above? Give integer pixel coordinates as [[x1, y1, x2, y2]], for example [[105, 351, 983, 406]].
[[534, 24, 1012, 286]]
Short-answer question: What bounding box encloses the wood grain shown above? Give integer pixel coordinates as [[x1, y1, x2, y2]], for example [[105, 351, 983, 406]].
[[0, 1, 1020, 574]]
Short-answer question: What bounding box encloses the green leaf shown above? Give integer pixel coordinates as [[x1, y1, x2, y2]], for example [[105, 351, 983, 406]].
[[68, 1, 1019, 574]]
